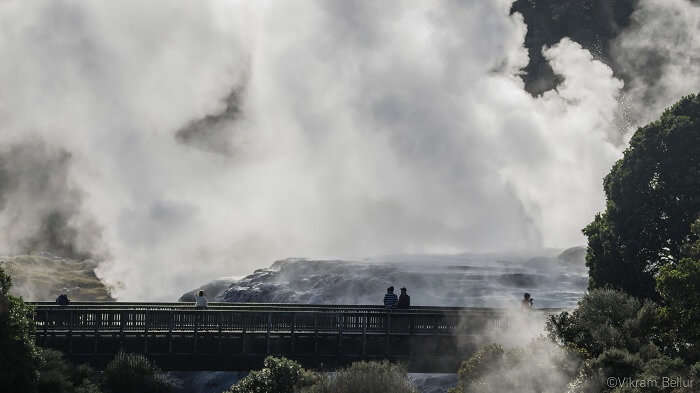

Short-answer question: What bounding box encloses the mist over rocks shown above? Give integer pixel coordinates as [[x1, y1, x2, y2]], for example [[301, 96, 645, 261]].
[[0, 253, 113, 301], [0, 140, 102, 260], [180, 252, 587, 308]]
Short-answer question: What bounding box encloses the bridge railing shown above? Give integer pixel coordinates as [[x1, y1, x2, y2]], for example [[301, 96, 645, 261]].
[[31, 304, 518, 335]]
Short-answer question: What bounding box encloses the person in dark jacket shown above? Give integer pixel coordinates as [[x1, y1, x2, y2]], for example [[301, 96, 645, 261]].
[[56, 293, 70, 306], [521, 293, 533, 310], [397, 287, 410, 308], [383, 286, 398, 308]]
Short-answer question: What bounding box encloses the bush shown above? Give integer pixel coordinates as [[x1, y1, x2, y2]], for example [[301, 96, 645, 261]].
[[102, 352, 175, 393], [36, 349, 100, 393], [37, 349, 77, 393], [453, 344, 505, 385], [302, 361, 417, 393], [0, 266, 43, 393], [226, 356, 317, 393], [449, 340, 580, 393], [546, 288, 700, 392], [546, 289, 661, 358]]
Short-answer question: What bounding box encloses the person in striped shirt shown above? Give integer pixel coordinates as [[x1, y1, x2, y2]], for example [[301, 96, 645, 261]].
[[383, 286, 398, 308]]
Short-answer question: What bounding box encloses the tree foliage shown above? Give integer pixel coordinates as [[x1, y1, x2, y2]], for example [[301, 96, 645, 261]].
[[547, 289, 699, 392], [226, 356, 317, 393], [37, 349, 101, 393], [303, 361, 417, 393], [584, 94, 700, 299], [102, 352, 175, 393], [0, 266, 42, 393], [546, 289, 661, 359], [449, 340, 580, 393], [657, 218, 700, 362]]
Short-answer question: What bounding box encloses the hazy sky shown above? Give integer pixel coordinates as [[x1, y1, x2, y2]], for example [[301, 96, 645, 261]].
[[1, 0, 698, 299]]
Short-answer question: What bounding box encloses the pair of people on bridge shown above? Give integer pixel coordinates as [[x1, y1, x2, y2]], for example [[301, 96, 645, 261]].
[[383, 286, 410, 309]]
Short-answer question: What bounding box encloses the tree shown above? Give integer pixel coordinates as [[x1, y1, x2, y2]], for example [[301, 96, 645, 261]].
[[0, 266, 43, 393], [584, 93, 700, 299], [657, 218, 700, 362]]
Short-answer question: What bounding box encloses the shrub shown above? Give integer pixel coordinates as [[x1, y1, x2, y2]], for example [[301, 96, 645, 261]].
[[0, 266, 42, 393], [102, 352, 175, 393], [302, 361, 417, 393], [226, 356, 317, 393], [37, 349, 77, 393], [36, 349, 100, 393], [546, 288, 661, 358], [449, 340, 580, 393]]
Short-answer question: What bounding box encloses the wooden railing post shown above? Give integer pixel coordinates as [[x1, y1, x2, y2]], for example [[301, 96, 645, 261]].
[[362, 312, 368, 357], [266, 312, 272, 355], [119, 310, 125, 351], [193, 311, 198, 354], [313, 312, 319, 364], [336, 312, 343, 361], [94, 310, 100, 354], [168, 310, 174, 353], [291, 312, 296, 355], [385, 311, 391, 357], [68, 310, 74, 354], [144, 310, 150, 354], [218, 311, 223, 353]]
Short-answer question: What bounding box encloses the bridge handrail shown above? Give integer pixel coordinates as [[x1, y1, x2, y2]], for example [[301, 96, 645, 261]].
[[31, 302, 563, 336], [29, 302, 563, 313]]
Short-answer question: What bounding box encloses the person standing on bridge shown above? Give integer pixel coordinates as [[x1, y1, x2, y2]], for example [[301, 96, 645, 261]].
[[383, 286, 398, 308], [195, 290, 208, 309], [56, 293, 70, 306], [521, 293, 533, 310], [396, 287, 410, 308]]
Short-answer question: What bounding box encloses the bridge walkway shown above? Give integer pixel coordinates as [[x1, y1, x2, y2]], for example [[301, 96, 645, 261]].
[[30, 302, 559, 372]]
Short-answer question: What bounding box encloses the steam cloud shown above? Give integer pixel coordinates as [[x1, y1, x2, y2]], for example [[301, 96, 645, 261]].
[[0, 0, 697, 299], [613, 0, 700, 125]]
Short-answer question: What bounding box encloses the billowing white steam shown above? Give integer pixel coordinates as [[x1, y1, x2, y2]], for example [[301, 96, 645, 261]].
[[613, 0, 700, 125], [0, 0, 696, 299]]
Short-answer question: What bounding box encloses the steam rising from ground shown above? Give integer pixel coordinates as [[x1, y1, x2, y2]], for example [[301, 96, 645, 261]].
[[613, 0, 700, 125], [0, 1, 698, 299]]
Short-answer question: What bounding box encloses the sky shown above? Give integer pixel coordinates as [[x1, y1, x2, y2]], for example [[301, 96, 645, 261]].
[[0, 0, 698, 299]]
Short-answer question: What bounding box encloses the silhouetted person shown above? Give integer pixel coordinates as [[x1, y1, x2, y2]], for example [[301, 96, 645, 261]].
[[521, 293, 533, 310], [56, 293, 70, 306], [397, 287, 410, 309], [383, 286, 398, 308], [195, 290, 208, 309]]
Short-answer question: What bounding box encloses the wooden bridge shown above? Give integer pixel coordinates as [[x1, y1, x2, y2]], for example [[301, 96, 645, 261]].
[[30, 302, 559, 373]]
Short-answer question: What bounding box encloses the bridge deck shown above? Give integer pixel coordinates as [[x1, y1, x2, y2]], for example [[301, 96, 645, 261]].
[[30, 302, 558, 372]]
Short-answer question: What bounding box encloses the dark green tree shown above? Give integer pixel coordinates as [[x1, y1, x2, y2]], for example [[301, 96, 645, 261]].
[[0, 266, 43, 393], [584, 94, 700, 299], [657, 218, 700, 362]]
